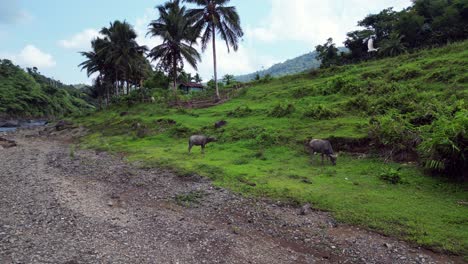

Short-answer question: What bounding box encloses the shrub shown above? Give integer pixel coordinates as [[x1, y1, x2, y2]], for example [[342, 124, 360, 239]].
[[368, 112, 420, 158], [255, 130, 281, 147], [325, 76, 362, 95], [379, 168, 403, 184], [269, 103, 295, 117], [418, 109, 468, 181], [227, 106, 253, 117], [346, 96, 369, 112], [303, 104, 340, 120], [291, 87, 314, 98]]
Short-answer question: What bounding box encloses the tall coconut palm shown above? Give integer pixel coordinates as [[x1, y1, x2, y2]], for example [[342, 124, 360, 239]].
[[99, 20, 148, 94], [147, 0, 201, 93], [80, 21, 147, 101], [184, 0, 243, 99]]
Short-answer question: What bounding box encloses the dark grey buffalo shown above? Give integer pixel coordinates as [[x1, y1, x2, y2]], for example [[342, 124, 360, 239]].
[[188, 135, 217, 153], [306, 139, 337, 165]]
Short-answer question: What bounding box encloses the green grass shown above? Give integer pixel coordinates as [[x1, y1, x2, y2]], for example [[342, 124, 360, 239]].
[[76, 41, 468, 256]]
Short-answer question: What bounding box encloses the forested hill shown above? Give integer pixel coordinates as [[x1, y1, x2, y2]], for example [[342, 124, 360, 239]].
[[235, 52, 320, 82], [0, 59, 94, 118], [235, 48, 348, 82]]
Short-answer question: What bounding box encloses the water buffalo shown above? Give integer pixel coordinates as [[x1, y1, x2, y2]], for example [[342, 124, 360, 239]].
[[188, 135, 217, 153], [306, 139, 337, 165]]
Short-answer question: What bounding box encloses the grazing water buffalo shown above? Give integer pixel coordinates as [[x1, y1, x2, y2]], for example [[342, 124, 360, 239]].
[[188, 135, 217, 153], [306, 139, 337, 165]]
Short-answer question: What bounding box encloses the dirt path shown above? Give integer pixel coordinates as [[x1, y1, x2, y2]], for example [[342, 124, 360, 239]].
[[0, 131, 464, 263]]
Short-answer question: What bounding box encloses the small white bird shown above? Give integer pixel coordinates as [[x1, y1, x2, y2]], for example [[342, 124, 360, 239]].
[[366, 35, 379, 52]]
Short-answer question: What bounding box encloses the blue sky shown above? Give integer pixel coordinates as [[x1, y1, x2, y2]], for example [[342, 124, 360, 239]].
[[0, 0, 411, 85]]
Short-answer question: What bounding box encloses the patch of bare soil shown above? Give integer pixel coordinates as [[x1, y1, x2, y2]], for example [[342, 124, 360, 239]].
[[0, 129, 464, 263]]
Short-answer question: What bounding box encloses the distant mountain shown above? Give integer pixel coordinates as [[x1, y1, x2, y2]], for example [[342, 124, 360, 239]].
[[235, 51, 320, 82], [235, 47, 347, 82]]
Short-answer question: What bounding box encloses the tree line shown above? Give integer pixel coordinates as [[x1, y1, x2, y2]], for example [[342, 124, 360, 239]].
[[316, 0, 468, 67], [79, 0, 243, 106]]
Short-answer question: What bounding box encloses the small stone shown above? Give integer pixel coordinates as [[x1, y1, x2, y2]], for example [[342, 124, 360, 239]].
[[299, 203, 311, 215], [384, 243, 392, 249], [331, 245, 336, 249], [107, 201, 114, 207]]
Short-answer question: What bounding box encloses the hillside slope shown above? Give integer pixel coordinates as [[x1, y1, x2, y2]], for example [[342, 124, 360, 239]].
[[78, 42, 468, 255], [0, 59, 94, 118]]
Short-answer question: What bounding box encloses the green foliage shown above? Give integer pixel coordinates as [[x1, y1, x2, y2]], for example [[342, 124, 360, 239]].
[[368, 112, 419, 155], [0, 59, 94, 117], [269, 103, 295, 117], [303, 104, 340, 120], [315, 38, 342, 68], [379, 168, 403, 184], [419, 109, 468, 181], [227, 105, 253, 117]]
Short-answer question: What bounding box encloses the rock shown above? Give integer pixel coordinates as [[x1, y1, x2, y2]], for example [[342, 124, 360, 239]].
[[384, 243, 392, 249], [299, 203, 311, 215]]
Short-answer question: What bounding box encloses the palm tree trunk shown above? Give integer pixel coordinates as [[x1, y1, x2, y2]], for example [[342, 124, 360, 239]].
[[212, 25, 220, 100], [173, 57, 178, 103]]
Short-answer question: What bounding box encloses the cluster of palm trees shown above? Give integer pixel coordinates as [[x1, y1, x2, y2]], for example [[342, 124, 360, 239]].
[[80, 0, 243, 105], [79, 21, 150, 104]]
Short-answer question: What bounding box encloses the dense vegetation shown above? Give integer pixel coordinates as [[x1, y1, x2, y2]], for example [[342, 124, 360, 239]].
[[76, 41, 468, 256], [316, 0, 468, 66], [0, 60, 94, 118]]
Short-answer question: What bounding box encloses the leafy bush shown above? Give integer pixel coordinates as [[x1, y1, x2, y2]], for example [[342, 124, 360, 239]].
[[227, 105, 253, 117], [345, 96, 369, 112], [379, 168, 403, 184], [291, 87, 315, 98], [255, 130, 281, 147], [303, 104, 340, 120], [269, 103, 295, 117], [368, 112, 420, 158], [418, 109, 468, 181], [325, 76, 362, 95]]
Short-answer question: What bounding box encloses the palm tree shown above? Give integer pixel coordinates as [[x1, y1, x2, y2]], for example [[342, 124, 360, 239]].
[[184, 0, 244, 99], [147, 0, 201, 94], [80, 21, 147, 102], [99, 20, 148, 95], [379, 32, 407, 57]]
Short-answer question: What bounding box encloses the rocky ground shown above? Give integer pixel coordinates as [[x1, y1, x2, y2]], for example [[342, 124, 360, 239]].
[[0, 128, 465, 263]]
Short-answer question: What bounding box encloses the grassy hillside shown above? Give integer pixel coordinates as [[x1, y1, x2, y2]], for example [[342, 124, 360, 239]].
[[77, 42, 468, 255], [0, 59, 94, 118]]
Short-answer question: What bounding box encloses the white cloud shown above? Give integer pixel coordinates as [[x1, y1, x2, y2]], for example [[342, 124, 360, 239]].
[[247, 0, 412, 46], [1, 45, 56, 68], [135, 8, 162, 50], [58, 29, 101, 50]]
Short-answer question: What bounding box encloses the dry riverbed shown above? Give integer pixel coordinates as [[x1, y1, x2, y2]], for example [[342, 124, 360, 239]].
[[0, 128, 464, 263]]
